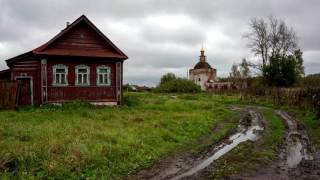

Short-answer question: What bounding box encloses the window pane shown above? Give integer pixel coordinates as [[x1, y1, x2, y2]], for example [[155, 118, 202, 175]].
[[99, 68, 108, 73], [61, 74, 66, 84], [56, 74, 60, 84], [84, 74, 87, 84], [56, 68, 65, 73], [99, 74, 103, 84], [78, 68, 87, 73], [78, 74, 82, 84]]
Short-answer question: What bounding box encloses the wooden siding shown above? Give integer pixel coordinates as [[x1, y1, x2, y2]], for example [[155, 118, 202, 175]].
[[38, 21, 123, 58], [11, 58, 42, 105], [46, 58, 120, 103], [0, 81, 18, 109]]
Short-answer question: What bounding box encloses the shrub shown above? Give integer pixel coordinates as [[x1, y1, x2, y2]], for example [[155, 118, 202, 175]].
[[123, 93, 140, 107], [159, 73, 176, 86], [154, 74, 201, 93]]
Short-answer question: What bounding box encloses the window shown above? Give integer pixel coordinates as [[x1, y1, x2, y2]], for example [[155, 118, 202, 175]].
[[75, 65, 90, 86], [97, 65, 111, 86], [53, 64, 68, 86]]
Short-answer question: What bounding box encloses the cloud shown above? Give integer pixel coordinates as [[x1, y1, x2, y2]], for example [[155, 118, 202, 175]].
[[1, 0, 320, 84]]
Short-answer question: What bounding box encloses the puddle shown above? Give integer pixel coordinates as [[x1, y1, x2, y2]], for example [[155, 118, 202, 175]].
[[171, 111, 264, 180], [286, 134, 313, 168], [276, 111, 314, 169], [287, 139, 303, 168]]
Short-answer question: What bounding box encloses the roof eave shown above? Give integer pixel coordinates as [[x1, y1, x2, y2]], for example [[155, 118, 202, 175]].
[[5, 51, 34, 66]]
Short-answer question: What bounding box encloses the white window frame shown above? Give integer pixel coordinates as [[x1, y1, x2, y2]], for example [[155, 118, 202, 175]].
[[96, 65, 111, 86], [75, 65, 90, 86], [52, 64, 68, 86]]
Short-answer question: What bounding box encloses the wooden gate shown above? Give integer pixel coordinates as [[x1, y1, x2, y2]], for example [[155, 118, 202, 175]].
[[0, 80, 19, 109]]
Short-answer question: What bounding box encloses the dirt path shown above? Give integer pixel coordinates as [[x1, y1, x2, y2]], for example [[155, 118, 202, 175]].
[[130, 107, 265, 180], [129, 107, 320, 180], [232, 110, 319, 180]]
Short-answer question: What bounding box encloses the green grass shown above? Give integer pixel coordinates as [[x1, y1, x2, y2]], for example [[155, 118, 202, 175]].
[[0, 93, 239, 179], [208, 107, 285, 179]]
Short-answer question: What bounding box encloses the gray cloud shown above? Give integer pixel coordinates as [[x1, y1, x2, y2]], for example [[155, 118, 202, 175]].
[[1, 0, 320, 85]]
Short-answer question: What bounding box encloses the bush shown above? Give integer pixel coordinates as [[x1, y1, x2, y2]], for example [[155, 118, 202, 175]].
[[299, 73, 320, 87], [123, 83, 134, 92], [154, 73, 201, 93], [123, 93, 140, 107], [159, 73, 176, 86], [243, 87, 320, 120]]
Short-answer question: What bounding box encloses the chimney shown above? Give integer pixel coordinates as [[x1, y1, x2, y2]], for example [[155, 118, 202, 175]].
[[66, 22, 70, 27]]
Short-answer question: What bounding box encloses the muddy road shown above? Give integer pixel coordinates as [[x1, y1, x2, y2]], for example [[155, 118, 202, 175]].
[[232, 110, 319, 180], [130, 107, 320, 180]]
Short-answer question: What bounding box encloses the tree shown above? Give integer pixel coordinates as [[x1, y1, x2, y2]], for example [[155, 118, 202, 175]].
[[245, 16, 297, 69], [239, 58, 251, 79], [262, 50, 304, 87], [159, 73, 176, 85], [229, 58, 251, 88], [229, 64, 241, 83], [155, 73, 201, 93], [245, 16, 304, 87]]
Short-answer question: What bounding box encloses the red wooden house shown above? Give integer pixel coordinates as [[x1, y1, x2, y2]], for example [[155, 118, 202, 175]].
[[0, 15, 128, 106]]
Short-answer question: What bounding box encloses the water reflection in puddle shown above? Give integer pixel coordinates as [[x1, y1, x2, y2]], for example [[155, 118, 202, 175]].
[[172, 117, 264, 180], [286, 134, 313, 168]]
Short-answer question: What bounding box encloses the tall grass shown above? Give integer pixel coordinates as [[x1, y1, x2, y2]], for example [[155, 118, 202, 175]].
[[242, 87, 320, 119], [0, 93, 237, 179]]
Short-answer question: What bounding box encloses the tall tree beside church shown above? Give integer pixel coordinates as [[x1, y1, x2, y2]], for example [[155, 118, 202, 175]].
[[245, 16, 304, 87], [263, 49, 304, 87], [245, 16, 298, 69]]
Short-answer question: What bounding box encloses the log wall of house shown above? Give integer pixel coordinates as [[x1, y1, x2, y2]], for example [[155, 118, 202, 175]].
[[11, 58, 42, 105], [46, 58, 120, 103]]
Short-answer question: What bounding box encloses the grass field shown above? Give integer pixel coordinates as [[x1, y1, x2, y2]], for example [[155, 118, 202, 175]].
[[0, 93, 239, 179], [0, 92, 318, 179]]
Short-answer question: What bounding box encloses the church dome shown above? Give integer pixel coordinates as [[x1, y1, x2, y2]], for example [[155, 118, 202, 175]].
[[194, 61, 212, 69]]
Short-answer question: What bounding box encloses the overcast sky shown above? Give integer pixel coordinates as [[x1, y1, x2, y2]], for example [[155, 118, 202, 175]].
[[1, 0, 319, 86]]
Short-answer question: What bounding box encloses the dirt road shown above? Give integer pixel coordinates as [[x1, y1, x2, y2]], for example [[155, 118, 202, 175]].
[[130, 107, 320, 180], [232, 110, 319, 180]]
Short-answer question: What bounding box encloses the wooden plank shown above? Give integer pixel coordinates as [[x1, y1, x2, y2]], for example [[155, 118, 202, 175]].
[[0, 80, 18, 109]]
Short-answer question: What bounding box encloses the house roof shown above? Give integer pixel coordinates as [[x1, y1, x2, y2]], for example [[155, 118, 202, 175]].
[[0, 69, 11, 79], [6, 51, 34, 66], [33, 15, 128, 59], [6, 15, 128, 65]]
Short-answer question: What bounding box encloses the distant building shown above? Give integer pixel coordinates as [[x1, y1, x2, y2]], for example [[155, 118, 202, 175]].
[[189, 48, 217, 90]]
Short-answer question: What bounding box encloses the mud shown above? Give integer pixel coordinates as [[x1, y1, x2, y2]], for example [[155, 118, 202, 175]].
[[130, 108, 265, 180], [231, 110, 319, 180], [129, 107, 320, 180]]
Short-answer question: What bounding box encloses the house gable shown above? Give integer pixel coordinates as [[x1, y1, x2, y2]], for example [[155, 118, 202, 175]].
[[33, 15, 128, 59]]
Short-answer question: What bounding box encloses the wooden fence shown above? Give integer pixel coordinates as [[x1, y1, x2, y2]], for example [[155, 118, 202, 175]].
[[0, 80, 18, 109]]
